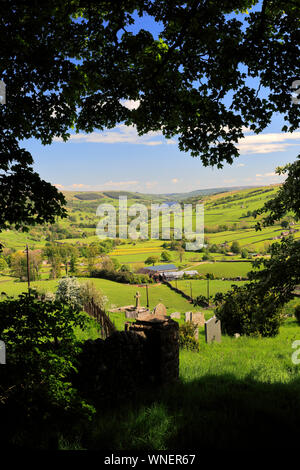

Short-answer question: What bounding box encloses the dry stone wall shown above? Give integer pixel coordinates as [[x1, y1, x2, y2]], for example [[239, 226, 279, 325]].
[[74, 314, 179, 401]]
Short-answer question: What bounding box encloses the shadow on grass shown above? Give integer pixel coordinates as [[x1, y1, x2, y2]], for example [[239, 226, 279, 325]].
[[79, 373, 300, 450]]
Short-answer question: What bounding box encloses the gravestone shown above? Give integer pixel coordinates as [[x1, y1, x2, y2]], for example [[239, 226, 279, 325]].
[[185, 311, 192, 322], [170, 312, 181, 319], [185, 312, 205, 327], [205, 316, 221, 343], [153, 303, 167, 316], [191, 312, 205, 327]]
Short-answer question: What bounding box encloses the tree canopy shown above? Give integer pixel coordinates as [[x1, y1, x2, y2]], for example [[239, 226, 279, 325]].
[[1, 0, 299, 229]]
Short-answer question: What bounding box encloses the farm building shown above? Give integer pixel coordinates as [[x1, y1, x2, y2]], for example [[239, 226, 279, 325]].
[[164, 270, 198, 280], [183, 270, 199, 277], [163, 271, 183, 280], [139, 264, 178, 276]]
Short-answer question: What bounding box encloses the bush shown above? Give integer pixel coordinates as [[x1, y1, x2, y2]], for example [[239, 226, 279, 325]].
[[294, 305, 300, 324], [80, 280, 108, 309], [91, 268, 152, 285], [230, 241, 241, 254], [214, 284, 284, 337], [193, 295, 209, 308], [179, 322, 200, 352], [0, 291, 94, 448], [55, 276, 82, 309]]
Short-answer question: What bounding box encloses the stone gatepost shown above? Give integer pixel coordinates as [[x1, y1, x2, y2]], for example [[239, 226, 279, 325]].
[[126, 314, 179, 385]]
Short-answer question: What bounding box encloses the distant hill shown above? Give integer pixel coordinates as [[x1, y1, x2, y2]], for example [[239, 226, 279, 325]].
[[0, 182, 292, 253], [62, 185, 264, 204]]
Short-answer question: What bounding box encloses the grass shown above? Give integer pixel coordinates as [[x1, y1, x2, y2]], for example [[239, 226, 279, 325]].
[[0, 276, 208, 314], [171, 279, 247, 298], [61, 300, 300, 450], [3, 273, 300, 450], [186, 261, 255, 278]]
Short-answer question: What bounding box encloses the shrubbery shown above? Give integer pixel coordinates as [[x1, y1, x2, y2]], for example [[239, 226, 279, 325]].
[[0, 291, 95, 448], [214, 284, 284, 337], [91, 268, 152, 285], [179, 322, 200, 352], [55, 276, 83, 309], [55, 277, 108, 309]]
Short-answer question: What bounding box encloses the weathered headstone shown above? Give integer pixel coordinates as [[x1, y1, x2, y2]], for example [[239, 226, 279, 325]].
[[184, 311, 205, 327], [170, 312, 181, 319], [191, 312, 205, 327], [205, 316, 221, 343], [153, 303, 167, 316], [185, 311, 192, 322]]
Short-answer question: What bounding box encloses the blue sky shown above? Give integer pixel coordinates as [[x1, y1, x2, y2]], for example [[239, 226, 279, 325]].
[[21, 4, 300, 194]]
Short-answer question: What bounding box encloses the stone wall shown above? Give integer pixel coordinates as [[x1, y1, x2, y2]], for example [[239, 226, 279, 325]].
[[162, 279, 193, 302], [126, 314, 179, 385], [74, 315, 179, 401]]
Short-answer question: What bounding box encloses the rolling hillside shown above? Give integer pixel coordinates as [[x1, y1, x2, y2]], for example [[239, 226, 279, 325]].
[[1, 183, 299, 266]]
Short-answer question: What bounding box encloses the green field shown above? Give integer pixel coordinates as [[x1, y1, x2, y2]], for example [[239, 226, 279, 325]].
[[184, 261, 255, 278], [0, 277, 210, 314], [171, 279, 247, 298], [2, 184, 300, 268]]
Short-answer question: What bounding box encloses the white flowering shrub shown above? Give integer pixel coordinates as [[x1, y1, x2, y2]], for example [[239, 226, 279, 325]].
[[55, 277, 83, 309], [55, 277, 108, 311]]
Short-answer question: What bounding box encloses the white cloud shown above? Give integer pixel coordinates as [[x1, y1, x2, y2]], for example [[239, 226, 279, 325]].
[[238, 131, 300, 154], [101, 180, 139, 188], [256, 172, 277, 179], [145, 181, 158, 189], [120, 99, 141, 110], [71, 183, 91, 189], [236, 163, 245, 167], [54, 124, 171, 146]]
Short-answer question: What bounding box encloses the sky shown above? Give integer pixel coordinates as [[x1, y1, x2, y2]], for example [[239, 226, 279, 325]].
[[21, 4, 300, 195]]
